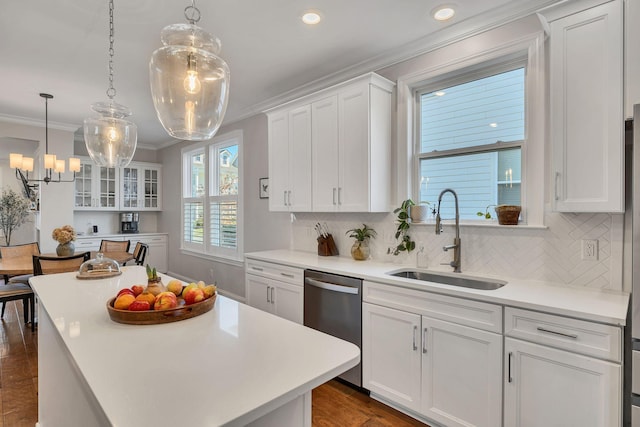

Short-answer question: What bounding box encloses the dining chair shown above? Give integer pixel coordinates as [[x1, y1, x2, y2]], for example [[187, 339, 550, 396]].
[[133, 242, 149, 266], [0, 284, 35, 332], [0, 242, 40, 285], [33, 252, 91, 276], [99, 240, 131, 253]]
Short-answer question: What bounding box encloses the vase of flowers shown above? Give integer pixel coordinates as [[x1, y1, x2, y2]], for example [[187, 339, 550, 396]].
[[52, 225, 76, 256]]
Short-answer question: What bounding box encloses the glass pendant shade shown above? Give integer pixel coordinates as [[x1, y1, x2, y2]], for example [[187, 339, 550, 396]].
[[83, 101, 137, 168], [149, 23, 230, 141]]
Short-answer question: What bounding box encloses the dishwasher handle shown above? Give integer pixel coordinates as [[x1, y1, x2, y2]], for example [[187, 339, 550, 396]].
[[304, 277, 359, 295]]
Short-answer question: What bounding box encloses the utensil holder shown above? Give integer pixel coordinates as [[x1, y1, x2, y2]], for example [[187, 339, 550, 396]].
[[317, 234, 339, 256]]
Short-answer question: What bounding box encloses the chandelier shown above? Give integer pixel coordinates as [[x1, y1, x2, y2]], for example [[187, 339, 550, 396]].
[[83, 0, 137, 168], [10, 93, 80, 185], [149, 0, 230, 140]]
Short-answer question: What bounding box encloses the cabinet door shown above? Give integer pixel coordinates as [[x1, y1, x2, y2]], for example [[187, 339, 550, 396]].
[[74, 162, 94, 209], [288, 105, 312, 211], [246, 274, 274, 315], [338, 84, 370, 212], [96, 166, 118, 210], [312, 96, 339, 212], [551, 0, 623, 212], [272, 281, 303, 324], [504, 338, 621, 427], [142, 167, 161, 210], [121, 166, 140, 209], [362, 303, 421, 411], [421, 317, 502, 427], [267, 111, 289, 211]]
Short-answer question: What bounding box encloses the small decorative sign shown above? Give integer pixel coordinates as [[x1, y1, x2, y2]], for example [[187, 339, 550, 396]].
[[259, 177, 269, 199]]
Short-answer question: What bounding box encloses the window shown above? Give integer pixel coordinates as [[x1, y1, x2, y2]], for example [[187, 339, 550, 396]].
[[416, 64, 525, 221], [182, 131, 242, 261]]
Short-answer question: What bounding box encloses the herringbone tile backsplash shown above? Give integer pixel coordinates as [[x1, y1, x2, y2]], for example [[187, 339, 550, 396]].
[[291, 209, 623, 291]]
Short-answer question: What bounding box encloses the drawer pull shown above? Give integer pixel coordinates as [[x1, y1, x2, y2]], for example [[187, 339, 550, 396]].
[[536, 326, 578, 339], [280, 272, 295, 278], [266, 286, 271, 303], [251, 266, 264, 271]]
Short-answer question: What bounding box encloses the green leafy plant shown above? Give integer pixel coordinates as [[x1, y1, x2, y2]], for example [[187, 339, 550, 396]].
[[477, 205, 496, 219], [390, 199, 416, 255], [0, 187, 30, 246], [345, 224, 377, 242]]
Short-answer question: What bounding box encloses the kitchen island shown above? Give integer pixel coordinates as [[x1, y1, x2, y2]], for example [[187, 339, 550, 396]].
[[30, 266, 359, 427]]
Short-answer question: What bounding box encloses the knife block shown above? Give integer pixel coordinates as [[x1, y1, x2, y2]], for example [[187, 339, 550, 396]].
[[317, 234, 339, 256]]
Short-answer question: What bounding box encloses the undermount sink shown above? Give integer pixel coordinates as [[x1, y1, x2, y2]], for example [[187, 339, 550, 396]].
[[386, 269, 506, 291]]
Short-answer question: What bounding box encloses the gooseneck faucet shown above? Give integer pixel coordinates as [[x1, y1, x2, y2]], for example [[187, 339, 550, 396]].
[[435, 188, 461, 273]]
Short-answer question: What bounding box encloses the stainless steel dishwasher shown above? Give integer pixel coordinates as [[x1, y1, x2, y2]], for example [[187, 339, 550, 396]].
[[303, 269, 363, 388]]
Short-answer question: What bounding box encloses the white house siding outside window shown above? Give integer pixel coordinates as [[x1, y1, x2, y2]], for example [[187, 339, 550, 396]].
[[416, 64, 525, 220], [182, 131, 243, 261]]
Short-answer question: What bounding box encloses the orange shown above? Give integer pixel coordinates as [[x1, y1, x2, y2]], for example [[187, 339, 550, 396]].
[[114, 294, 135, 310], [135, 292, 156, 306]]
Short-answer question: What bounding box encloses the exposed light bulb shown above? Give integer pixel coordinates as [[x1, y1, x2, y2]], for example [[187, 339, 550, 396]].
[[107, 126, 119, 142], [184, 53, 201, 95]]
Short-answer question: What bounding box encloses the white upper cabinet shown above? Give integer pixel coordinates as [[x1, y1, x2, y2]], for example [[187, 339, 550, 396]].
[[267, 105, 312, 212], [267, 72, 394, 212], [547, 0, 624, 212], [120, 163, 162, 211], [74, 158, 119, 211]]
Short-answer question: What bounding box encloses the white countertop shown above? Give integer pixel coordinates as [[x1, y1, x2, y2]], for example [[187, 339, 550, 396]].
[[245, 250, 629, 326], [30, 266, 359, 427], [76, 232, 168, 239]]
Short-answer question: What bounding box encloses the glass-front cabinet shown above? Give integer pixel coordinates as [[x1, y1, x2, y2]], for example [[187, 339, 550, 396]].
[[74, 159, 119, 210], [120, 163, 162, 211]]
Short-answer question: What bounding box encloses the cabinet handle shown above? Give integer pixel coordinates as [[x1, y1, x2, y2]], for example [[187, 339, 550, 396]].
[[284, 191, 287, 206], [333, 188, 337, 205], [251, 266, 264, 272], [266, 286, 271, 303], [288, 191, 292, 206], [554, 172, 560, 201], [338, 187, 342, 205], [508, 352, 513, 383], [422, 328, 428, 354], [536, 326, 578, 339], [412, 325, 418, 351], [270, 287, 275, 304], [280, 272, 294, 278]]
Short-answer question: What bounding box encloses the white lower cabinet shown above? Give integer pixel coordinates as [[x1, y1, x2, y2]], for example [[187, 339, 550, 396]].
[[504, 307, 622, 427], [129, 235, 168, 273], [245, 259, 303, 324], [363, 281, 503, 427]]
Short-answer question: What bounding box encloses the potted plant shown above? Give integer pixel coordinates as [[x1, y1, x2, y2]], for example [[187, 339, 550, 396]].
[[52, 225, 77, 256], [477, 204, 521, 225], [390, 199, 416, 255], [346, 224, 376, 261], [0, 188, 30, 246]]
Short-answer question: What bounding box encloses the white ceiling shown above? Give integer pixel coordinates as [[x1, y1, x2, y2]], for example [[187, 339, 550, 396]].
[[0, 0, 557, 148]]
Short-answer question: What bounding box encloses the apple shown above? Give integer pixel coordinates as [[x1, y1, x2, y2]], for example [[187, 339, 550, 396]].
[[181, 283, 198, 298], [154, 292, 178, 310], [203, 284, 216, 299], [166, 279, 183, 296], [131, 285, 144, 296], [114, 293, 135, 310], [128, 300, 151, 311], [135, 292, 156, 306], [183, 287, 205, 305], [117, 288, 135, 298]]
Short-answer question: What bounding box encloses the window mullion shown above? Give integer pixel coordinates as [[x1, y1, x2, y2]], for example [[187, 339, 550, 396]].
[[418, 140, 523, 160]]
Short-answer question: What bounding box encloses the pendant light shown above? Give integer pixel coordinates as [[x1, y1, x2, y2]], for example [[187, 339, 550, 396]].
[[10, 93, 81, 185], [149, 0, 230, 140], [84, 0, 137, 168]]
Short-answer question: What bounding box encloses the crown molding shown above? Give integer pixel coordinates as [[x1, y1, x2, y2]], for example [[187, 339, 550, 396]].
[[0, 113, 79, 132]]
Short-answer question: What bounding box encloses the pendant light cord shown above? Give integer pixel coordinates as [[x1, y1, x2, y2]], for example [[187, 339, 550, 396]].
[[184, 0, 201, 24], [107, 0, 116, 100]]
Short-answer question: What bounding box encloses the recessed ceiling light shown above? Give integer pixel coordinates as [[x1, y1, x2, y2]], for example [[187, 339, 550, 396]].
[[432, 6, 456, 21], [302, 11, 321, 25], [435, 91, 446, 97], [489, 123, 498, 128]]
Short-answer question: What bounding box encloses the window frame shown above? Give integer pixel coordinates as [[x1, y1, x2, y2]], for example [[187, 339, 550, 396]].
[[181, 130, 243, 263], [413, 61, 526, 220], [395, 32, 546, 227]]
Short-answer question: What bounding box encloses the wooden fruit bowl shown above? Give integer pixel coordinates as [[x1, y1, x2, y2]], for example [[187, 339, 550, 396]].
[[106, 294, 216, 325]]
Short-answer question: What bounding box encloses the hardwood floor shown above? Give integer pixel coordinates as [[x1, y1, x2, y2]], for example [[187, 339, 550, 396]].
[[0, 301, 429, 427]]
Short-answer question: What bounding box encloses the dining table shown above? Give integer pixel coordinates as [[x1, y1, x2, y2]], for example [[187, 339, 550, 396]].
[[0, 251, 135, 276]]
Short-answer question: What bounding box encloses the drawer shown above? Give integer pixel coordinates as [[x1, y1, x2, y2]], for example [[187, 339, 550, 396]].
[[245, 259, 303, 286], [505, 307, 622, 362], [364, 280, 502, 334]]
